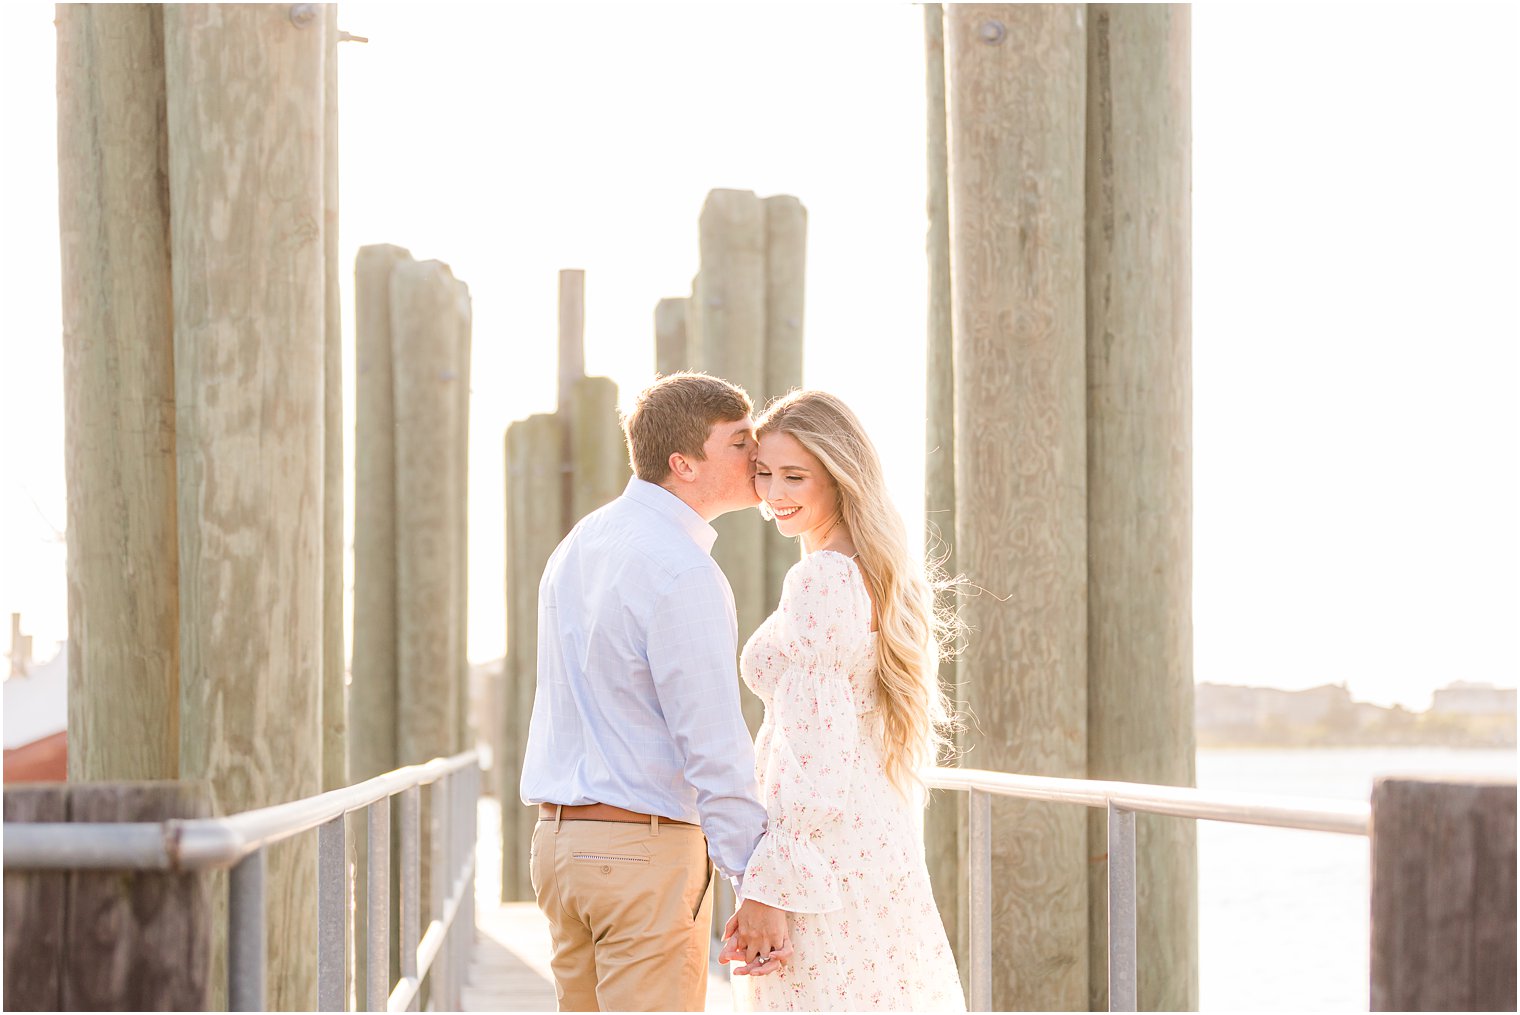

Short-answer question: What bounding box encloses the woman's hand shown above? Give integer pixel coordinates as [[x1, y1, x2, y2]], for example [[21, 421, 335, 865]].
[[717, 900, 792, 976]]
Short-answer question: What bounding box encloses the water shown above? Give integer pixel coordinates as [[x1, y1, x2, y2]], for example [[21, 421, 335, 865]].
[[1195, 747, 1516, 1011]]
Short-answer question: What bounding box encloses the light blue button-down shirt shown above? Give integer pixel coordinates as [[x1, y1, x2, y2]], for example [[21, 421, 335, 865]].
[[520, 477, 767, 893]]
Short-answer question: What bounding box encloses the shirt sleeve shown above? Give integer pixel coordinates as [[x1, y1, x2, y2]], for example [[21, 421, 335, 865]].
[[740, 552, 873, 914], [646, 562, 768, 892]]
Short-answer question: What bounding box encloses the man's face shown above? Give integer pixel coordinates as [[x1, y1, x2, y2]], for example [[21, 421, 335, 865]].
[[697, 416, 760, 513]]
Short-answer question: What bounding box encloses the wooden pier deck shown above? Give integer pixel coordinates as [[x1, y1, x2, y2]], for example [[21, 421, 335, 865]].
[[464, 797, 734, 1012]]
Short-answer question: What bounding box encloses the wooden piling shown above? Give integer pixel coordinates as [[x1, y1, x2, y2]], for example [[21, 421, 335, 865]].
[[558, 269, 586, 412], [695, 190, 768, 732], [392, 261, 469, 1009], [319, 12, 356, 1005], [1083, 6, 1196, 1011], [558, 270, 586, 533], [684, 273, 703, 376], [165, 6, 326, 1008], [762, 195, 806, 404], [761, 195, 806, 613], [1371, 778, 1518, 1012], [655, 297, 690, 377], [455, 290, 474, 758], [945, 6, 1090, 1009], [322, 3, 346, 800], [569, 376, 629, 520], [921, 2, 968, 988], [3, 786, 67, 1009], [351, 245, 412, 785], [392, 259, 466, 768], [3, 783, 214, 1011], [501, 414, 565, 901], [57, 3, 179, 784]]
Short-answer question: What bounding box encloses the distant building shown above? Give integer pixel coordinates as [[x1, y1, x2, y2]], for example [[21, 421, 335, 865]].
[[3, 635, 68, 783], [1197, 678, 1516, 748], [1196, 682, 1352, 728], [1430, 681, 1517, 717]]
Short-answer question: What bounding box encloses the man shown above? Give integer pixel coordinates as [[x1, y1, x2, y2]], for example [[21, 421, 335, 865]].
[[521, 372, 791, 1012]]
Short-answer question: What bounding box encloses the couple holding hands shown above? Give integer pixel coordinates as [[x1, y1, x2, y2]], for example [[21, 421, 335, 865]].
[[521, 373, 964, 1012]]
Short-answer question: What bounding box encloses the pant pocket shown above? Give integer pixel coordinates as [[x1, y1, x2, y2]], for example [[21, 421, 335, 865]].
[[689, 860, 715, 923], [570, 851, 652, 867], [529, 823, 543, 897]]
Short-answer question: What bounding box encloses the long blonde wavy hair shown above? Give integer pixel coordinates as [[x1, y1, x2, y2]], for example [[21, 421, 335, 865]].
[[757, 390, 958, 795]]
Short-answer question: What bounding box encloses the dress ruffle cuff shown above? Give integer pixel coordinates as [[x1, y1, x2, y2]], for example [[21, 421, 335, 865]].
[[740, 829, 843, 914]]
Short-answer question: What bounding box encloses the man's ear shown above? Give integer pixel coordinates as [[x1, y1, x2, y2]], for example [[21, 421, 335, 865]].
[[667, 451, 697, 484]]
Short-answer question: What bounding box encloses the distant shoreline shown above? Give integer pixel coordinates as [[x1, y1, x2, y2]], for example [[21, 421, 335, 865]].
[[1197, 741, 1517, 752], [1195, 681, 1515, 751]]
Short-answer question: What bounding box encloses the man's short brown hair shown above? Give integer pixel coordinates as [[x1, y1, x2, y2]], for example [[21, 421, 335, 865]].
[[623, 372, 753, 484]]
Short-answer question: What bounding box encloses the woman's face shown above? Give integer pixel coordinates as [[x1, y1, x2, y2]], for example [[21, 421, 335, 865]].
[[754, 431, 839, 543]]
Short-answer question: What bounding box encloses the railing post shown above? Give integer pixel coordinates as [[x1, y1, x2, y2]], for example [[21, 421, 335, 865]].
[[1107, 803, 1138, 1012], [454, 766, 469, 1003], [367, 796, 390, 1012], [229, 848, 267, 1012], [430, 776, 450, 1011], [969, 788, 991, 1012], [400, 785, 421, 1011], [317, 815, 346, 1010], [444, 770, 455, 1007], [463, 763, 477, 991]]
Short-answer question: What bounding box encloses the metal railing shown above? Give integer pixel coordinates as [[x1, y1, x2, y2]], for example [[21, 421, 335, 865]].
[[923, 765, 1372, 1012], [4, 749, 481, 1012]]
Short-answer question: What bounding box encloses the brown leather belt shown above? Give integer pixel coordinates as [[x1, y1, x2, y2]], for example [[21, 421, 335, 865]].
[[539, 802, 696, 827]]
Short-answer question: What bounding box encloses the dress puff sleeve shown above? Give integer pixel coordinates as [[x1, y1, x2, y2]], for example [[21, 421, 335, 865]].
[[740, 551, 873, 914]]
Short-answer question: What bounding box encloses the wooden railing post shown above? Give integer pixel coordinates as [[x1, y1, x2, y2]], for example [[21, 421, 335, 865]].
[[1371, 777, 1517, 1011], [2, 783, 214, 1010], [944, 6, 1090, 1009]]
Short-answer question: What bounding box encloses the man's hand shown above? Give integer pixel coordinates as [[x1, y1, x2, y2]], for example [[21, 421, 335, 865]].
[[717, 898, 791, 976]]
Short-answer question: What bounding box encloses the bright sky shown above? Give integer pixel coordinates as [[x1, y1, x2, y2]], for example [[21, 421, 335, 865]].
[[2, 3, 1516, 711]]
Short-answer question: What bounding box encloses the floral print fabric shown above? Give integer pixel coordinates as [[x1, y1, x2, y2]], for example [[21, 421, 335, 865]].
[[736, 551, 965, 1012]]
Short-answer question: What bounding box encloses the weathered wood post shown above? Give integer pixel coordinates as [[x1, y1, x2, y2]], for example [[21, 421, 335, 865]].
[[456, 306, 474, 758], [390, 280, 470, 669], [558, 270, 586, 529], [351, 244, 413, 787], [164, 5, 328, 1008], [392, 260, 470, 990], [501, 413, 564, 901], [1083, 6, 1196, 1011], [569, 376, 629, 519], [322, 5, 346, 801], [3, 784, 215, 1010], [57, 3, 179, 785], [945, 6, 1090, 1009], [319, 13, 357, 1004], [165, 7, 327, 1008], [683, 273, 703, 380], [655, 297, 690, 377], [1371, 778, 1517, 1012], [2, 787, 67, 1008], [761, 195, 806, 612], [350, 244, 411, 991], [920, 4, 965, 985], [694, 190, 769, 732]]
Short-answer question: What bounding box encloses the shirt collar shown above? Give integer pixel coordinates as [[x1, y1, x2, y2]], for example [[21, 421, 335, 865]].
[[623, 477, 718, 556]]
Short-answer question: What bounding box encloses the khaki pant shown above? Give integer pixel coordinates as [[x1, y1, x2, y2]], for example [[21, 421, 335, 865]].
[[530, 815, 715, 1012]]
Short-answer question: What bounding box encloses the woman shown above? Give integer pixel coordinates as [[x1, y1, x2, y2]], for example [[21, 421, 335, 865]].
[[720, 390, 965, 1012]]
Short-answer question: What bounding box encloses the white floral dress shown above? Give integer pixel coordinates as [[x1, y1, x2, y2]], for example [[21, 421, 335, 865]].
[[734, 550, 965, 1012]]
